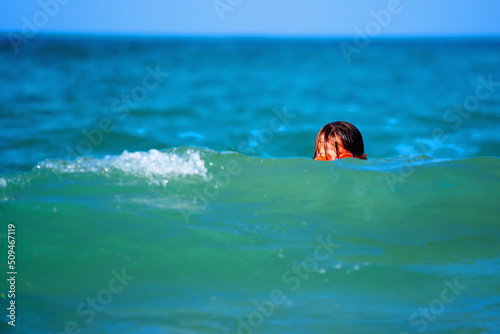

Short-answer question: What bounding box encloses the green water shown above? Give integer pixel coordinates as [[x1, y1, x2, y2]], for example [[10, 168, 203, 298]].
[[1, 34, 500, 333], [1, 149, 499, 333]]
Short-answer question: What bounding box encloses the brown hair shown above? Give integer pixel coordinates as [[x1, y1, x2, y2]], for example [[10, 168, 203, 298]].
[[313, 121, 366, 160]]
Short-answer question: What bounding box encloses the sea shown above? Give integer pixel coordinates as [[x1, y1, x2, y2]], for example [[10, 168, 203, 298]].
[[0, 34, 499, 334]]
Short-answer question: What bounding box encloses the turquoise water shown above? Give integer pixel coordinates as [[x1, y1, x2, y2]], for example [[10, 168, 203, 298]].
[[0, 35, 500, 333]]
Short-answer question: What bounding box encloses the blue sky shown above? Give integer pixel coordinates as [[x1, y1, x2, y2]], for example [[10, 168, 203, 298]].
[[1, 0, 499, 37]]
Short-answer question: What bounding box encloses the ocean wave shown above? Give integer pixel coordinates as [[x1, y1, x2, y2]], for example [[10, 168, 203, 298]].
[[1, 147, 499, 193], [23, 148, 208, 187]]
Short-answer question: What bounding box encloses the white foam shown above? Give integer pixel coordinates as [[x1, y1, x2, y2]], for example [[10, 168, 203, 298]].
[[35, 149, 207, 185], [0, 178, 7, 201], [107, 149, 207, 180]]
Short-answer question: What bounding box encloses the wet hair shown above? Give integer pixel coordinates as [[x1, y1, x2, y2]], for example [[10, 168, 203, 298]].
[[313, 121, 365, 160]]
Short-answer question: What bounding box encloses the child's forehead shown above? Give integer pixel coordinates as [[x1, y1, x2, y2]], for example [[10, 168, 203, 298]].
[[318, 139, 332, 145], [318, 133, 338, 144], [317, 140, 335, 152]]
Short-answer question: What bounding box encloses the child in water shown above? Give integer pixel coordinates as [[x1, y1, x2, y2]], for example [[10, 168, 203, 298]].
[[313, 121, 367, 161]]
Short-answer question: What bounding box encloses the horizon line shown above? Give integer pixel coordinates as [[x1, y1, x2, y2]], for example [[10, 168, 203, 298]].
[[2, 30, 500, 40]]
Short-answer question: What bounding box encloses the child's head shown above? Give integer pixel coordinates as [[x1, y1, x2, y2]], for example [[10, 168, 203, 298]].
[[313, 121, 366, 161]]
